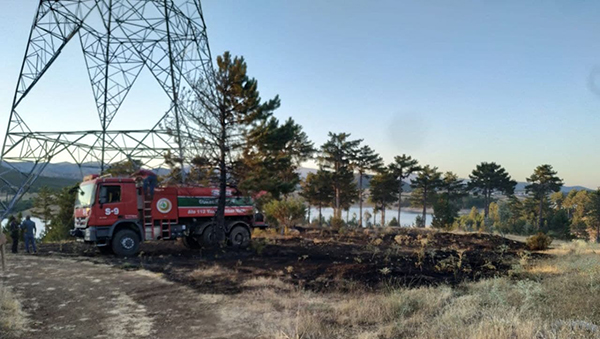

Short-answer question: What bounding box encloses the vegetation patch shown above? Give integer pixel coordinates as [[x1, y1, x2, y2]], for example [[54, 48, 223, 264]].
[[0, 285, 27, 337]]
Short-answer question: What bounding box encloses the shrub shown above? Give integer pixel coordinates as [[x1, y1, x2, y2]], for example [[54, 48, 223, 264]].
[[526, 232, 552, 251], [389, 217, 400, 227], [415, 215, 425, 228], [330, 216, 345, 230], [263, 198, 306, 234]]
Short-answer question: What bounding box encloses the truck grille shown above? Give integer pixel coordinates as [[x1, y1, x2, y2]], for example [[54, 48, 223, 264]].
[[75, 217, 88, 228]]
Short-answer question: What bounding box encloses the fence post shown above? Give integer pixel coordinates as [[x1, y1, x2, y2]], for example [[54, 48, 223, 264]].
[[0, 233, 6, 271]]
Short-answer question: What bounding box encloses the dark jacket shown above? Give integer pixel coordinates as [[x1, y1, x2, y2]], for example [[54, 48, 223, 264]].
[[9, 220, 19, 235]]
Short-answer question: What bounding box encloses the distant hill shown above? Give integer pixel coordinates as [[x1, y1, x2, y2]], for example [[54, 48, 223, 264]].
[[514, 181, 592, 194], [0, 165, 79, 192], [0, 162, 592, 195], [1, 161, 100, 179], [0, 161, 171, 180]]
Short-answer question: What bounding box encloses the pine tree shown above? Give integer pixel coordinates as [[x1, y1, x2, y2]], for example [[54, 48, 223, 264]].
[[468, 162, 517, 218], [410, 165, 442, 227], [43, 186, 77, 242], [301, 170, 334, 227], [432, 172, 465, 230], [369, 169, 399, 227], [525, 164, 563, 231], [239, 117, 314, 199], [318, 132, 361, 218], [182, 51, 279, 244], [586, 190, 600, 243], [353, 145, 383, 227], [32, 186, 55, 229], [389, 154, 421, 224]]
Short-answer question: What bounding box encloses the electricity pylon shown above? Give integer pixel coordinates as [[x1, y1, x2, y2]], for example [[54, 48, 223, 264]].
[[0, 0, 214, 219]]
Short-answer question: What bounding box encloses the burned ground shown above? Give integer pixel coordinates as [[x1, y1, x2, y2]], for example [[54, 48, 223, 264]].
[[35, 228, 530, 294]]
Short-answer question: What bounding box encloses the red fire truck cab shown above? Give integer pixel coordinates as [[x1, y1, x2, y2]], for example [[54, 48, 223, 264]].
[[71, 175, 266, 256]]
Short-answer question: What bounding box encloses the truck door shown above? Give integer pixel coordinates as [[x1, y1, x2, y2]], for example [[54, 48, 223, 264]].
[[95, 184, 123, 227]]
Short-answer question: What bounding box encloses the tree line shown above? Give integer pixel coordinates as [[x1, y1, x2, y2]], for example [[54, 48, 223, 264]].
[[160, 50, 588, 241], [15, 51, 597, 243]]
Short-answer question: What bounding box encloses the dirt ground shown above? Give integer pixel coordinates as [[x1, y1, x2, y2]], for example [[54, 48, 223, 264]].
[[36, 228, 527, 292], [1, 228, 529, 338]]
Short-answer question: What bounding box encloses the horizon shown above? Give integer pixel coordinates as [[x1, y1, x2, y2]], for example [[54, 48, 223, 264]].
[[2, 1, 600, 188]]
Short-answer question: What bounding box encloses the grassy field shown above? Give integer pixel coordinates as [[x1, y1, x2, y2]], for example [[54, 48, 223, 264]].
[[22, 231, 600, 338], [250, 240, 600, 338], [0, 284, 27, 338]]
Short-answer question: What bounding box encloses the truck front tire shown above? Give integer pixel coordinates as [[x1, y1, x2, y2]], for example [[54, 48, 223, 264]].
[[112, 229, 140, 257]]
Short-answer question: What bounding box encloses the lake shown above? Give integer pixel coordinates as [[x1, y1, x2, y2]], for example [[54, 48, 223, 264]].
[[308, 207, 433, 227], [1, 217, 47, 239]]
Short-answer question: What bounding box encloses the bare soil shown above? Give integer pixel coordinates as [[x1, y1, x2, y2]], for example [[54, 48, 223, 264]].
[[1, 229, 533, 338], [35, 228, 528, 293]]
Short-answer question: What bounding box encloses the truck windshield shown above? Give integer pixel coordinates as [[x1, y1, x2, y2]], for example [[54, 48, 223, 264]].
[[76, 183, 95, 207]]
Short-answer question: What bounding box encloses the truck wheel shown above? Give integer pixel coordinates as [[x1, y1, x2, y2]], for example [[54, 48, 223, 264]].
[[182, 235, 202, 249], [229, 226, 251, 248], [98, 245, 113, 254], [202, 227, 214, 246], [112, 229, 140, 257]]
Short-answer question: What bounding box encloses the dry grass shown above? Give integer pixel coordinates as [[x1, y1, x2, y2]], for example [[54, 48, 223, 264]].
[[239, 239, 600, 339], [190, 265, 236, 279], [0, 284, 27, 337]]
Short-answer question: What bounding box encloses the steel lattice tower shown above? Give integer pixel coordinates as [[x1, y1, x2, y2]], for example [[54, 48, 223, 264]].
[[0, 0, 214, 219]]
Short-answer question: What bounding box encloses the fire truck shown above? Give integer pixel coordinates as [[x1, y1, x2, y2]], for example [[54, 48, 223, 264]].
[[71, 174, 266, 256]]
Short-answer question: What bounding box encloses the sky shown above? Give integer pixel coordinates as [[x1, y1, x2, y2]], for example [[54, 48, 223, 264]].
[[2, 1, 600, 187]]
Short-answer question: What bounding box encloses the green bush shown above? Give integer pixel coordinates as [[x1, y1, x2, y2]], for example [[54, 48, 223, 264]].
[[263, 198, 306, 233], [526, 232, 552, 251], [330, 216, 345, 230], [415, 215, 425, 228], [389, 217, 399, 227]]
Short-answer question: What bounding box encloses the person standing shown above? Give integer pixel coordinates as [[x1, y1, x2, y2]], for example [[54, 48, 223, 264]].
[[9, 216, 19, 254], [133, 168, 158, 200], [20, 216, 37, 254]]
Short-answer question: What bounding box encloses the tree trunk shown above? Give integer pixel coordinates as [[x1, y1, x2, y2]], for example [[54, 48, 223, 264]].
[[373, 209, 378, 227], [334, 163, 340, 219], [422, 187, 427, 228], [446, 189, 451, 228], [359, 174, 363, 227], [214, 111, 227, 246], [307, 204, 311, 225], [397, 179, 403, 226], [538, 196, 544, 231], [346, 209, 349, 224], [484, 190, 490, 218], [318, 203, 322, 227], [381, 206, 385, 227], [215, 148, 227, 245]]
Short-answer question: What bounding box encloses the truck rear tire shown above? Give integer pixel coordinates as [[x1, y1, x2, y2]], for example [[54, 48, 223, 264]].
[[229, 225, 251, 248], [112, 229, 140, 257], [182, 235, 202, 249], [202, 227, 214, 246]]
